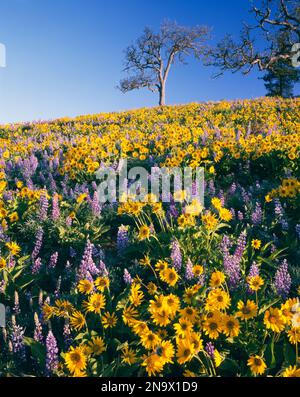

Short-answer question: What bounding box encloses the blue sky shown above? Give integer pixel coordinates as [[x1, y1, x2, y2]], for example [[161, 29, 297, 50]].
[[0, 0, 296, 123]]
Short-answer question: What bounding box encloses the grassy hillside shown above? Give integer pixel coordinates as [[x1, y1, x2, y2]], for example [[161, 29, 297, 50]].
[[0, 97, 299, 377]]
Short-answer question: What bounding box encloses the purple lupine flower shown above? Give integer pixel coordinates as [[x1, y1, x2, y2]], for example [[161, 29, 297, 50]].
[[170, 240, 182, 271], [39, 193, 49, 221], [205, 342, 215, 359], [32, 228, 43, 260], [31, 257, 42, 275], [33, 312, 43, 342], [168, 204, 179, 219], [274, 198, 284, 218], [251, 202, 262, 225], [77, 240, 99, 281], [45, 331, 58, 376], [222, 231, 246, 289], [123, 269, 133, 285], [91, 191, 101, 216], [48, 252, 58, 270], [117, 225, 129, 254], [51, 194, 60, 220], [274, 259, 291, 298], [13, 291, 20, 315], [229, 182, 237, 195], [185, 258, 194, 281], [11, 318, 26, 361]]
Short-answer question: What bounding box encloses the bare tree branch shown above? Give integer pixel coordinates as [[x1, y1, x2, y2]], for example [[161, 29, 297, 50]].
[[118, 21, 210, 105]]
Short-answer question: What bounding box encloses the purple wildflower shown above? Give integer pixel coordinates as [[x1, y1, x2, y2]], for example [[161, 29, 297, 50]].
[[45, 331, 58, 376], [170, 240, 182, 271], [274, 259, 291, 298]]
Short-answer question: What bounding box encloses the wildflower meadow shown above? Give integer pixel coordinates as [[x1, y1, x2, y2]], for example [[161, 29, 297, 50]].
[[0, 97, 299, 378]]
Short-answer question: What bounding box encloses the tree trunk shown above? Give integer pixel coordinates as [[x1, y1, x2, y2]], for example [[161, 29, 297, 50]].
[[159, 83, 166, 106]]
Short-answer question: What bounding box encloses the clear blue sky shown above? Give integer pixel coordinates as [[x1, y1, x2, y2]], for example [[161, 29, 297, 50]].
[[0, 0, 295, 123]]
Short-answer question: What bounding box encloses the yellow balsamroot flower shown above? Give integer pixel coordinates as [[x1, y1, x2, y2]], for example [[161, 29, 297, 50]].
[[83, 293, 106, 314], [42, 303, 55, 322], [151, 307, 171, 327], [174, 317, 193, 337], [176, 338, 195, 365], [132, 321, 149, 336], [139, 255, 151, 267], [6, 241, 21, 256], [64, 346, 87, 376], [188, 332, 203, 353], [247, 275, 264, 292], [192, 265, 204, 277], [185, 199, 203, 216], [141, 353, 164, 377], [78, 279, 94, 294], [209, 271, 226, 288], [179, 306, 198, 322], [203, 311, 222, 340], [155, 259, 168, 272], [251, 239, 262, 250], [209, 166, 215, 174], [102, 312, 117, 329], [94, 276, 110, 292], [87, 336, 106, 356], [0, 257, 6, 270], [221, 315, 240, 338], [159, 267, 179, 287], [70, 310, 86, 331], [205, 288, 231, 311], [264, 308, 285, 333], [236, 300, 258, 320], [140, 330, 161, 350], [280, 298, 299, 324], [121, 345, 138, 365], [219, 207, 232, 222], [129, 283, 144, 307], [76, 193, 87, 204], [148, 295, 166, 314], [201, 211, 218, 230], [282, 365, 300, 377], [122, 306, 138, 326], [164, 294, 180, 317], [137, 225, 151, 240], [287, 327, 300, 344], [157, 340, 175, 364], [9, 212, 19, 223], [146, 282, 158, 295], [247, 355, 267, 376], [265, 194, 272, 203], [55, 299, 74, 317]]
